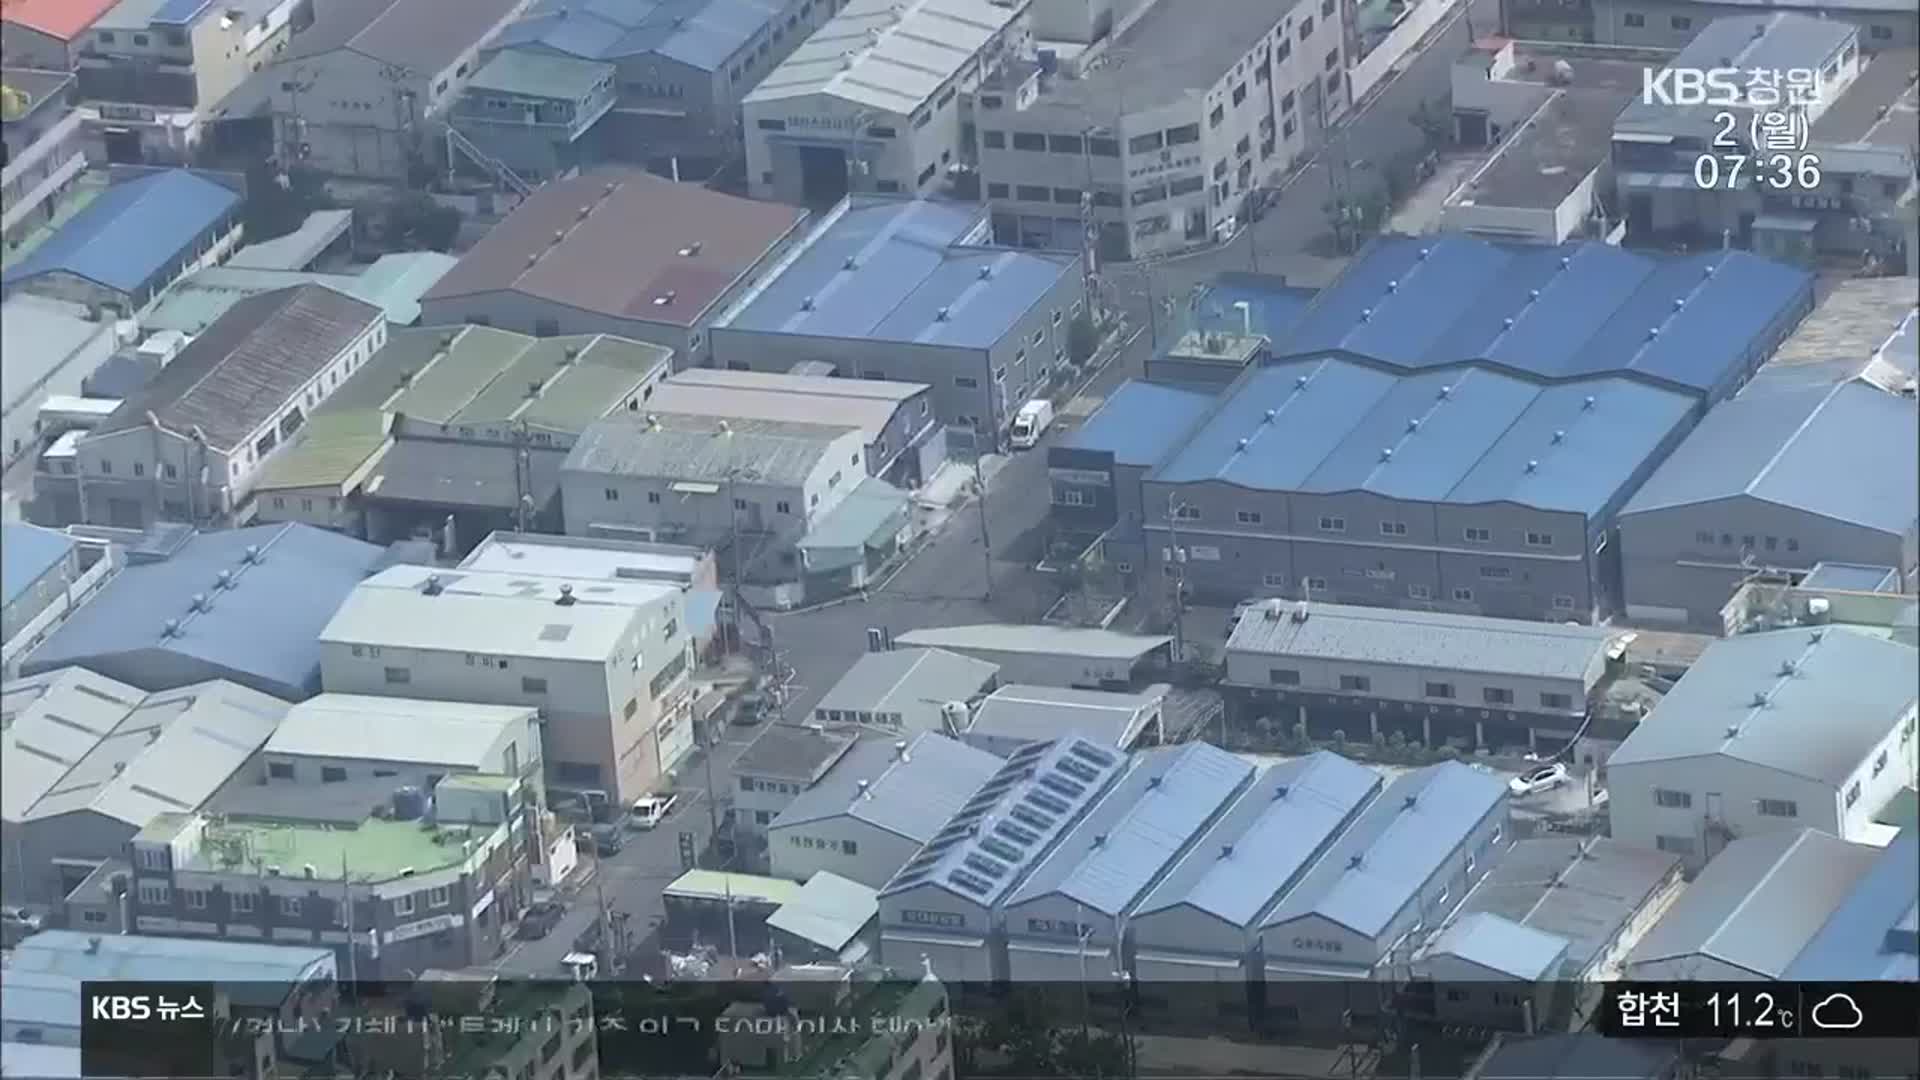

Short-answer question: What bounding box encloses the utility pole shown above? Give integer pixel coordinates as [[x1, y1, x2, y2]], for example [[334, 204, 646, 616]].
[[975, 454, 994, 601], [1166, 493, 1189, 662]]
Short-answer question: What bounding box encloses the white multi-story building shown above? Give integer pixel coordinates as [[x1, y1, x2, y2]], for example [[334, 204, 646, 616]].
[[743, 0, 1031, 206], [976, 0, 1349, 258], [317, 570, 695, 804], [1606, 627, 1919, 868]]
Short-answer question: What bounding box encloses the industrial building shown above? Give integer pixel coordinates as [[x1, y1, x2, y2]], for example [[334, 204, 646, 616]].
[[1605, 627, 1919, 866], [976, 0, 1349, 259], [417, 168, 809, 359], [1, 667, 290, 905], [889, 624, 1172, 688], [765, 871, 879, 964], [769, 732, 1001, 889], [0, 291, 117, 476], [1504, 0, 1915, 53], [1618, 366, 1918, 627], [1048, 236, 1816, 623], [1047, 379, 1217, 573], [1784, 829, 1918, 980], [318, 568, 695, 804], [254, 694, 543, 792], [962, 683, 1165, 758], [875, 737, 1511, 1012], [19, 522, 388, 700], [1222, 600, 1622, 753], [708, 195, 1082, 450], [741, 0, 1028, 207], [732, 723, 859, 835], [1, 522, 79, 647], [809, 647, 1002, 736]]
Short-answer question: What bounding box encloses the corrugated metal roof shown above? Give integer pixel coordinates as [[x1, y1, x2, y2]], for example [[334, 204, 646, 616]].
[[1, 669, 287, 826], [226, 210, 353, 271], [967, 685, 1161, 748], [263, 693, 534, 767], [1226, 601, 1615, 682], [1615, 15, 1856, 142], [743, 0, 1019, 113], [494, 0, 779, 70], [465, 49, 612, 100], [1626, 829, 1880, 978], [1766, 278, 1917, 377], [1800, 562, 1902, 593], [319, 582, 642, 660], [1785, 830, 1920, 980], [1279, 236, 1811, 394], [814, 647, 999, 717], [1189, 274, 1318, 341], [564, 412, 847, 486], [364, 439, 565, 511], [282, 0, 526, 72], [2, 293, 110, 416], [2, 0, 122, 38], [142, 254, 457, 334], [766, 871, 879, 951], [2, 522, 74, 608], [1, 169, 237, 295], [735, 723, 859, 783], [643, 379, 910, 440], [797, 476, 909, 566], [92, 284, 382, 452], [1006, 742, 1254, 917], [719, 197, 1074, 351], [0, 969, 82, 1031], [1061, 381, 1217, 469], [1261, 762, 1508, 938], [1422, 911, 1569, 980], [1451, 836, 1681, 977], [667, 367, 925, 401], [1607, 627, 1919, 785], [892, 624, 1171, 660], [21, 524, 385, 697], [1151, 357, 1696, 515], [1620, 368, 1918, 534], [664, 869, 803, 906], [1136, 753, 1383, 930], [772, 731, 1001, 842], [9, 930, 330, 989]]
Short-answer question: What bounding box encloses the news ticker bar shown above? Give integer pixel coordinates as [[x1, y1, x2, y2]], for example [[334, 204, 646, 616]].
[[1595, 982, 1918, 1040]]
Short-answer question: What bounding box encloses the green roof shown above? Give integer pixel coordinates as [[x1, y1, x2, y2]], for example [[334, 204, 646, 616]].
[[142, 254, 457, 334], [145, 813, 491, 882], [467, 50, 612, 101], [454, 333, 665, 427], [256, 411, 390, 492], [663, 870, 803, 907]]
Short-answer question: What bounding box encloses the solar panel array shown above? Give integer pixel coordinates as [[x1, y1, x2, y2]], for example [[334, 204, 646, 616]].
[[883, 736, 1125, 906]]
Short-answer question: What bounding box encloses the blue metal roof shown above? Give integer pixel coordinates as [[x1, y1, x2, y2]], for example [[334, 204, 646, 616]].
[[1785, 830, 1919, 981], [3, 170, 238, 296], [1260, 761, 1507, 938], [1005, 741, 1254, 917], [1188, 273, 1318, 342], [1280, 235, 1813, 395], [722, 197, 1076, 350], [152, 0, 214, 24], [2, 523, 75, 609], [23, 523, 385, 697], [1151, 356, 1697, 516], [1134, 752, 1382, 930], [1622, 368, 1918, 533], [1061, 380, 1216, 468], [495, 0, 777, 70]]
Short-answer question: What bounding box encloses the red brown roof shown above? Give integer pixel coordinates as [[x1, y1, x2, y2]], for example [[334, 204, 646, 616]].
[[1, 0, 120, 41]]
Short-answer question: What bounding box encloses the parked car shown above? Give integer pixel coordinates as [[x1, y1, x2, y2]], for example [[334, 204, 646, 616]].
[[516, 900, 565, 941], [589, 823, 625, 856], [1509, 763, 1570, 797], [731, 692, 770, 726], [628, 793, 679, 831], [2, 905, 46, 947]]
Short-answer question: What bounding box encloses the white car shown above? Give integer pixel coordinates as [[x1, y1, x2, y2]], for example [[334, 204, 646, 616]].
[[627, 793, 679, 830], [1508, 763, 1570, 797]]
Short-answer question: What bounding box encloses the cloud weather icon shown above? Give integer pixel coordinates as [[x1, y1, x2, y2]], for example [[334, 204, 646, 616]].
[[1810, 993, 1864, 1031]]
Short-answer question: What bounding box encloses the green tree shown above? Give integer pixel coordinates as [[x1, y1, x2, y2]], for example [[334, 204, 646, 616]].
[[1054, 1030, 1128, 1079], [240, 160, 328, 243], [1068, 310, 1099, 364], [385, 192, 463, 252]]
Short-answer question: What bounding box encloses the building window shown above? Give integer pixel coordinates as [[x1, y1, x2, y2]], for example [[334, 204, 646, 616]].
[[842, 840, 859, 855], [1379, 520, 1407, 537], [1786, 539, 1799, 552], [1480, 566, 1512, 580], [982, 131, 1005, 149], [1845, 781, 1862, 808], [1623, 12, 1645, 27], [1016, 184, 1050, 202], [429, 886, 451, 908], [1318, 515, 1345, 533], [1655, 834, 1695, 854], [1694, 530, 1714, 545], [1408, 584, 1432, 600], [1208, 104, 1225, 128], [1011, 131, 1046, 151], [137, 882, 170, 906], [1540, 692, 1573, 710], [384, 667, 411, 685], [1552, 595, 1576, 610], [1874, 750, 1889, 776], [1525, 531, 1553, 547], [1424, 682, 1454, 699], [231, 892, 257, 914], [1263, 572, 1288, 588], [1305, 576, 1327, 591], [1757, 798, 1798, 818], [1670, 14, 1691, 29], [321, 766, 347, 783], [1173, 504, 1201, 521], [604, 488, 619, 501], [522, 676, 548, 694], [1269, 668, 1301, 686], [1483, 687, 1514, 705], [1166, 123, 1200, 145], [1338, 674, 1371, 693], [394, 895, 416, 917], [268, 762, 295, 780], [1235, 510, 1263, 524], [1452, 587, 1473, 602], [955, 376, 979, 389], [1231, 83, 1247, 106], [280, 897, 302, 917], [183, 889, 208, 911], [1464, 527, 1491, 543], [1654, 788, 1692, 808], [1324, 48, 1339, 71], [1299, 16, 1314, 38]]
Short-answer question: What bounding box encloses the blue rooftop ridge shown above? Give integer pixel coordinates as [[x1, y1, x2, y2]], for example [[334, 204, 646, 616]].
[[1621, 369, 1919, 535], [2, 170, 239, 295], [1148, 355, 1698, 516], [21, 523, 386, 698], [2, 523, 76, 610], [1277, 235, 1814, 396], [1784, 830, 1919, 981], [1133, 752, 1384, 931], [1060, 381, 1217, 468], [1259, 761, 1509, 939], [493, 0, 781, 73], [1004, 741, 1256, 918], [880, 734, 1129, 906], [717, 196, 1078, 351]]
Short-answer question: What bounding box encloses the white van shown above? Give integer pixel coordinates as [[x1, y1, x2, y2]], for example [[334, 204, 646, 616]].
[[1009, 399, 1056, 450]]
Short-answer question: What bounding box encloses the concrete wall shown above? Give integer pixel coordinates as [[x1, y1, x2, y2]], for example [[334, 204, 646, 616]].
[[768, 815, 918, 889], [1606, 754, 1852, 868], [0, 535, 79, 643], [257, 716, 539, 788], [2, 809, 136, 906]]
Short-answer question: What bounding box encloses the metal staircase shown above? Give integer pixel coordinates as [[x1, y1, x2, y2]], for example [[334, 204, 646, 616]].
[[443, 124, 532, 198]]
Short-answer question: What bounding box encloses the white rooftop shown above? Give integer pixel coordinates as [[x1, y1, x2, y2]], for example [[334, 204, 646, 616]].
[[458, 531, 708, 584], [744, 0, 1027, 115], [360, 563, 683, 610], [320, 587, 640, 661], [262, 694, 535, 768]]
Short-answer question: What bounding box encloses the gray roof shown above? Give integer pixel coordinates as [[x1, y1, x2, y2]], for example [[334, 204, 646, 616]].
[[564, 413, 848, 487], [797, 477, 911, 568], [1423, 912, 1570, 980], [1615, 14, 1857, 141], [92, 285, 381, 452], [1005, 742, 1255, 918], [1453, 836, 1681, 977], [10, 930, 331, 989], [320, 584, 644, 661], [1134, 753, 1383, 930], [1227, 601, 1617, 682], [262, 694, 533, 768], [1261, 762, 1509, 938], [2, 522, 75, 608], [1, 294, 109, 421], [1607, 628, 1920, 786], [743, 0, 1023, 113], [893, 625, 1172, 661], [765, 871, 879, 952], [967, 685, 1164, 750], [735, 723, 859, 783], [1800, 562, 1902, 594], [1, 670, 287, 827], [364, 440, 565, 511], [649, 370, 925, 441], [814, 647, 1000, 718], [0, 969, 82, 1032], [1626, 829, 1880, 978], [1785, 830, 1920, 981], [282, 0, 525, 72], [769, 732, 1000, 843], [465, 49, 613, 100]]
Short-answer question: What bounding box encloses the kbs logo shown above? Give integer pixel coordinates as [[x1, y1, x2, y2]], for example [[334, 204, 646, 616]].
[[90, 995, 153, 1021], [1642, 68, 1745, 107]]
